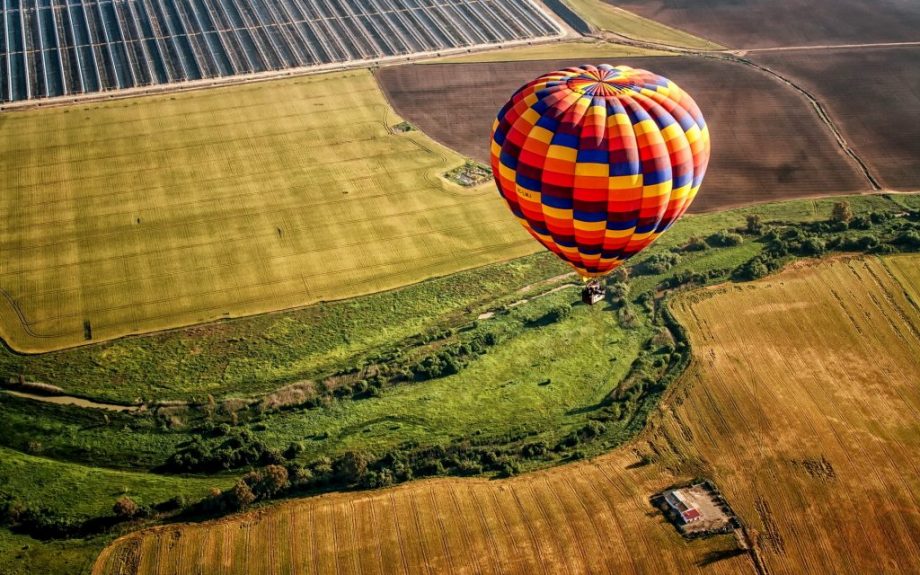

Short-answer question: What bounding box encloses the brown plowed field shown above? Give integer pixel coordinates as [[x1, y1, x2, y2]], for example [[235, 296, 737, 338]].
[[377, 57, 868, 212], [754, 47, 920, 190], [608, 0, 920, 49], [93, 254, 920, 575]]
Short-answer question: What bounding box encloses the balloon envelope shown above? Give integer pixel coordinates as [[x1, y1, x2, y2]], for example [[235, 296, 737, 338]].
[[490, 64, 710, 278]]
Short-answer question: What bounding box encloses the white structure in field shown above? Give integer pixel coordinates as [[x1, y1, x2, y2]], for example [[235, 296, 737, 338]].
[[663, 489, 702, 524]]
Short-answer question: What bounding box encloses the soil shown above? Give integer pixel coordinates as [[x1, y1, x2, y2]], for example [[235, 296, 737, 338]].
[[608, 0, 920, 50], [377, 56, 868, 213], [753, 46, 920, 190]]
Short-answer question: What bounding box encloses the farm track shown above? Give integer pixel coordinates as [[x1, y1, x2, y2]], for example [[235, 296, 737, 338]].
[[733, 40, 920, 54], [593, 31, 884, 191]]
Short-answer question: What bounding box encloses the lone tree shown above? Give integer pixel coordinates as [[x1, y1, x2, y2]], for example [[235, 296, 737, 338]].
[[832, 201, 853, 224], [229, 481, 256, 510], [545, 304, 572, 323], [334, 451, 369, 484], [745, 214, 763, 235], [113, 496, 140, 520], [259, 465, 290, 497], [606, 282, 630, 307]]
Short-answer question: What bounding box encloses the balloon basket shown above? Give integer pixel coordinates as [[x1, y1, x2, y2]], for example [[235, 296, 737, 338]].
[[581, 280, 605, 306]]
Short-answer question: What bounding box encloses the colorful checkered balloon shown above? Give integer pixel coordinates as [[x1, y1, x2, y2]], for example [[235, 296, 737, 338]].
[[490, 64, 710, 278]]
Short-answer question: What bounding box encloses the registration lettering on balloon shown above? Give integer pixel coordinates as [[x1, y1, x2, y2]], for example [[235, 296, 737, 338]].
[[490, 64, 711, 279]]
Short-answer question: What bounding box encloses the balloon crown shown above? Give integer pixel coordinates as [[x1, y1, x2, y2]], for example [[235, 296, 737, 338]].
[[563, 66, 636, 97]]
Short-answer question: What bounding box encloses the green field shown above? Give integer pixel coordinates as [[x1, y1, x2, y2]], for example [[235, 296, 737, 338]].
[[0, 70, 536, 352], [0, 280, 653, 468], [0, 193, 914, 472], [561, 0, 724, 49], [0, 193, 910, 405], [0, 193, 902, 404], [0, 447, 233, 575], [0, 529, 103, 575], [0, 446, 229, 520]]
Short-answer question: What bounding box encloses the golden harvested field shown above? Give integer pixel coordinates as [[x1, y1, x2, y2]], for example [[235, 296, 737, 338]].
[[0, 70, 534, 353], [658, 254, 920, 574], [92, 254, 920, 574], [92, 454, 744, 575]]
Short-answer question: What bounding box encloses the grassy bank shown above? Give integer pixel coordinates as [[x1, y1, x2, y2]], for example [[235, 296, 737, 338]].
[[561, 0, 723, 49]]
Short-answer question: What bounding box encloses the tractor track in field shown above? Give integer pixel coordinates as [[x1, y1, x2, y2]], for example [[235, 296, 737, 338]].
[[594, 31, 883, 192]]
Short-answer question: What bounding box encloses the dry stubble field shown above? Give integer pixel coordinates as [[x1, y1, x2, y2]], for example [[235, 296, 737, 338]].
[[658, 254, 920, 574], [0, 70, 535, 352], [92, 254, 920, 575]]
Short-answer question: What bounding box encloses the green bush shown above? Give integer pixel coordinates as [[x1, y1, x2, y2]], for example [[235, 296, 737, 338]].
[[798, 237, 826, 256], [734, 258, 771, 281], [745, 214, 764, 235], [707, 230, 744, 247], [682, 236, 709, 252], [333, 451, 370, 485], [606, 282, 630, 304], [637, 253, 681, 275]]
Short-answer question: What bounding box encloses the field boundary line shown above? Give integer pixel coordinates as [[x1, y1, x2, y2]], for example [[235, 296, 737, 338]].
[[589, 32, 884, 191]]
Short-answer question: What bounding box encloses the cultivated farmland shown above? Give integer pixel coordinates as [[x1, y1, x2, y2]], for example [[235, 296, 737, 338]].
[[660, 255, 920, 574], [92, 452, 747, 575], [91, 254, 920, 574], [609, 0, 920, 49], [0, 69, 537, 352], [0, 0, 562, 102], [754, 47, 920, 191], [377, 56, 868, 212]]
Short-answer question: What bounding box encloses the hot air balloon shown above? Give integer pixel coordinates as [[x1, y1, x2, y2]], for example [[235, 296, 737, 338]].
[[490, 64, 710, 304]]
